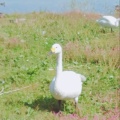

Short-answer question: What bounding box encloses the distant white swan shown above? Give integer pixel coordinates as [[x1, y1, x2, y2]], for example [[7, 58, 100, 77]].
[[96, 16, 120, 32], [49, 43, 86, 111]]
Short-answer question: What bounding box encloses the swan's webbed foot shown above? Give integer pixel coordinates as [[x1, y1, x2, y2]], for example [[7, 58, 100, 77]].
[[58, 100, 62, 110]]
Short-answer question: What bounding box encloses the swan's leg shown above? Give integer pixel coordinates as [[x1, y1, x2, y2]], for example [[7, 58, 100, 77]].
[[58, 100, 62, 110], [101, 28, 105, 33], [75, 97, 78, 109], [111, 28, 113, 32], [75, 97, 81, 116], [57, 100, 63, 116]]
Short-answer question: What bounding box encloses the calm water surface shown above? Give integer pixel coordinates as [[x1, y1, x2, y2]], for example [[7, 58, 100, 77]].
[[0, 0, 119, 14]]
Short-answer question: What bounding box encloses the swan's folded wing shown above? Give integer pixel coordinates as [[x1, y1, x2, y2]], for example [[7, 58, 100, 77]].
[[79, 74, 86, 82]]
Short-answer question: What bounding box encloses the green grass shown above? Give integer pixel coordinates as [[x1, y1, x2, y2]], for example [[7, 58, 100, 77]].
[[0, 12, 119, 120]]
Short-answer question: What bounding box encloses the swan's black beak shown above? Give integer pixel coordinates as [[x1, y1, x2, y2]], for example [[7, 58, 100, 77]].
[[46, 47, 55, 58], [48, 51, 53, 56], [47, 47, 55, 56]]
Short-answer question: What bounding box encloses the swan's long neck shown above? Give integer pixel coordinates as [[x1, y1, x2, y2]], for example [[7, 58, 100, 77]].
[[56, 52, 62, 78], [54, 52, 62, 88]]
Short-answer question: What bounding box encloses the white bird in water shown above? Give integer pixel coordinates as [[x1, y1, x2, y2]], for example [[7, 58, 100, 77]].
[[49, 43, 86, 112], [96, 16, 120, 32]]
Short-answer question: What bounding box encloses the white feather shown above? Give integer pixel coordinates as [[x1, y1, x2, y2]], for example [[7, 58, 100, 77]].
[[96, 16, 120, 28], [49, 44, 86, 104], [96, 16, 120, 32]]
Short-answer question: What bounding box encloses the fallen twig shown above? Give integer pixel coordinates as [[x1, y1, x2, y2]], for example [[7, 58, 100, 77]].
[[0, 83, 38, 96]]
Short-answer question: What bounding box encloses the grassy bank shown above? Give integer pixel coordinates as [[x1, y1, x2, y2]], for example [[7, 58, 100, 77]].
[[0, 12, 119, 120]]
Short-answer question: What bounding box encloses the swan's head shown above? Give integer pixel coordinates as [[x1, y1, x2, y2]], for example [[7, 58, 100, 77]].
[[51, 44, 62, 54]]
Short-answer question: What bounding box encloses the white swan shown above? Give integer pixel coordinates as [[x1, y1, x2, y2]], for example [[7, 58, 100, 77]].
[[49, 43, 86, 110], [96, 16, 120, 32]]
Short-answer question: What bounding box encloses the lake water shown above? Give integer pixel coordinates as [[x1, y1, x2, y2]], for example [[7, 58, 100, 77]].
[[0, 0, 119, 15]]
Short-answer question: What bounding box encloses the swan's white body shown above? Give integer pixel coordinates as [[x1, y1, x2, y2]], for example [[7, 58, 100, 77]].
[[50, 71, 85, 100], [96, 16, 120, 27], [96, 16, 120, 32], [49, 44, 86, 105]]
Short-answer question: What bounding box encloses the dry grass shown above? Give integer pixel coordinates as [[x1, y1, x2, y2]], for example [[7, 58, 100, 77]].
[[64, 37, 119, 68], [63, 10, 101, 20]]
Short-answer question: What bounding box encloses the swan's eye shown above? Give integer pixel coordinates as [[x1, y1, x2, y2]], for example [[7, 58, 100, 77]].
[[56, 47, 57, 48]]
